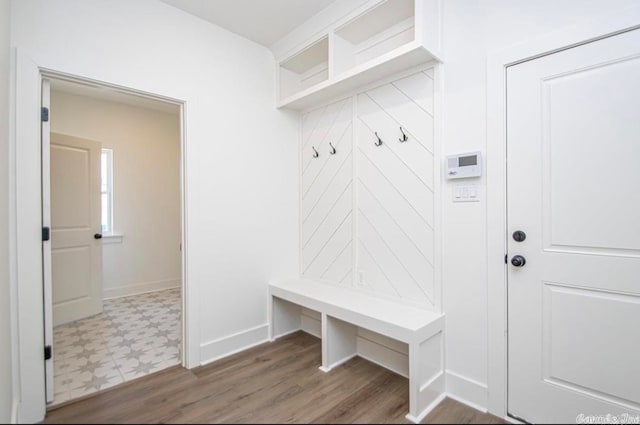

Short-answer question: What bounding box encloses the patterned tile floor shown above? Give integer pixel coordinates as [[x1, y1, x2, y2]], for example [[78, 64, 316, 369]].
[[52, 288, 181, 406]]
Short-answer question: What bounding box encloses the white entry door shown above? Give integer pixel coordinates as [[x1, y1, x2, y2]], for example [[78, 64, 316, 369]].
[[507, 29, 640, 423], [50, 132, 103, 327]]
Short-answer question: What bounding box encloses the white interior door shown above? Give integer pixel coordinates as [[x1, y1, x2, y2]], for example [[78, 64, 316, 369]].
[[50, 132, 103, 327], [507, 29, 640, 423]]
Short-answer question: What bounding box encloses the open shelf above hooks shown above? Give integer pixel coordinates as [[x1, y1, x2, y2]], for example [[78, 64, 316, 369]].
[[276, 0, 442, 110], [279, 36, 329, 100]]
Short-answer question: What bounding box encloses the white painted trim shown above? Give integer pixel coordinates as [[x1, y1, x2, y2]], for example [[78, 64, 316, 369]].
[[445, 370, 488, 413], [102, 279, 181, 300], [358, 351, 408, 379], [14, 49, 46, 424], [179, 100, 197, 370], [11, 400, 19, 424], [298, 109, 304, 277], [318, 353, 358, 372], [351, 94, 358, 287], [432, 62, 443, 314], [503, 415, 525, 424], [101, 233, 123, 244], [300, 61, 437, 114], [271, 328, 302, 342], [8, 45, 21, 425], [485, 4, 640, 419], [199, 324, 270, 366], [405, 388, 446, 424]]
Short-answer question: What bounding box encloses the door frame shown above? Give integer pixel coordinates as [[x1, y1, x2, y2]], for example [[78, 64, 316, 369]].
[[485, 5, 640, 419], [12, 50, 193, 423]]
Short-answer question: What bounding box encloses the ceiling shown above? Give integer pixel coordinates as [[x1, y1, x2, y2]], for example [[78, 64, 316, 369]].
[[50, 79, 180, 115], [158, 0, 336, 47]]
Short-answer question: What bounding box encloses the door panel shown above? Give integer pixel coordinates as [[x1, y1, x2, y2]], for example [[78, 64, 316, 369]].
[[51, 145, 91, 227], [543, 55, 640, 253], [52, 247, 92, 303], [507, 28, 640, 423], [543, 283, 640, 404], [51, 133, 103, 326]]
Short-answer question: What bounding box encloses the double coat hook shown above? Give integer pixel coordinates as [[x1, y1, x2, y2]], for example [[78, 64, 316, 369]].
[[312, 146, 319, 158], [399, 127, 408, 142]]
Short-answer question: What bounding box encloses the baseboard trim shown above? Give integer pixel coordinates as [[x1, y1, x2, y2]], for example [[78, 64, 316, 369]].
[[405, 392, 447, 424], [357, 351, 409, 379], [271, 327, 302, 342], [445, 370, 489, 413], [357, 335, 409, 378], [504, 414, 526, 424], [319, 353, 358, 373], [103, 279, 181, 300], [11, 399, 19, 424], [200, 324, 270, 366]]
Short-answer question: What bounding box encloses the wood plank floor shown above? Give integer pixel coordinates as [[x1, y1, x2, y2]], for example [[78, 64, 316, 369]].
[[45, 332, 505, 424]]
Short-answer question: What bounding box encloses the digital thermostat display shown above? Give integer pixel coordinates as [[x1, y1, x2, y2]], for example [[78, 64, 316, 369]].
[[458, 155, 477, 167], [446, 151, 482, 179]]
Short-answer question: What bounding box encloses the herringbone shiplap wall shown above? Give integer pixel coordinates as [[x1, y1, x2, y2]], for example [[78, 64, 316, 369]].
[[300, 69, 436, 309]]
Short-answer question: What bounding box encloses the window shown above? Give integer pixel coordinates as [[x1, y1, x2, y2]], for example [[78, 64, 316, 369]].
[[101, 148, 114, 234]]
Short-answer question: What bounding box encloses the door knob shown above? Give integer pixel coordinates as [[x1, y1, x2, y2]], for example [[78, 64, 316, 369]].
[[511, 255, 526, 267], [513, 230, 526, 242], [94, 233, 103, 239]]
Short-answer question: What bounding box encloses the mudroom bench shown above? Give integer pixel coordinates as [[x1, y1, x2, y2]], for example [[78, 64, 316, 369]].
[[268, 278, 445, 423]]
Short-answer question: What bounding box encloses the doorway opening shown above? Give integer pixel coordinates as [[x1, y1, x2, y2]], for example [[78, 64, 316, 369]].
[[42, 77, 185, 407]]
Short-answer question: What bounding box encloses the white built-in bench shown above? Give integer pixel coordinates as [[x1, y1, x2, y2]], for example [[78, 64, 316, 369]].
[[268, 278, 445, 423]]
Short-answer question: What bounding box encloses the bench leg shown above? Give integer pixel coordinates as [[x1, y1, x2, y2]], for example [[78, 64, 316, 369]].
[[320, 314, 357, 372], [406, 331, 446, 423], [269, 296, 302, 341]]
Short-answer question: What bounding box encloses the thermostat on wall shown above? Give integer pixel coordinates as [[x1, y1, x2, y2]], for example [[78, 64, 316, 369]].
[[446, 151, 482, 179]]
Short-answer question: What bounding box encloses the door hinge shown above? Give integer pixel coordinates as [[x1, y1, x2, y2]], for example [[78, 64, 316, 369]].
[[42, 226, 50, 242], [505, 254, 508, 264], [44, 345, 52, 360], [41, 106, 49, 122]]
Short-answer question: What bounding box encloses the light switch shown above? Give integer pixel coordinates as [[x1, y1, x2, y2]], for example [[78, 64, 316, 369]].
[[453, 183, 480, 203]]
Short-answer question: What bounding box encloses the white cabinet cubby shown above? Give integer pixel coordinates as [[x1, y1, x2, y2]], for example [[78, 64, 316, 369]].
[[333, 0, 415, 75], [279, 36, 329, 101], [276, 0, 442, 110]]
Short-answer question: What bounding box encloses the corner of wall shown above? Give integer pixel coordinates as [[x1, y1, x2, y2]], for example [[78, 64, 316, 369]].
[[445, 369, 489, 413]]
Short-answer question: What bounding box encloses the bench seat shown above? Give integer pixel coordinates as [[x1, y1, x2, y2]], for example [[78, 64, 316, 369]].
[[268, 278, 446, 423]]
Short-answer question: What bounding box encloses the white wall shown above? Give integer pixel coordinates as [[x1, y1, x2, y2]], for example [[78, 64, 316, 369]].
[[50, 91, 182, 299], [9, 1, 299, 419], [0, 1, 13, 422], [442, 0, 639, 408]]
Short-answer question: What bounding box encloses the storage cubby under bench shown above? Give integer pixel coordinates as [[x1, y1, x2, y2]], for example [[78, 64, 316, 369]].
[[268, 278, 445, 423]]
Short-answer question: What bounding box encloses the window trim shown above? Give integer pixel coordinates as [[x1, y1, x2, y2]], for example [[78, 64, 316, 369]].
[[101, 148, 114, 235]]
